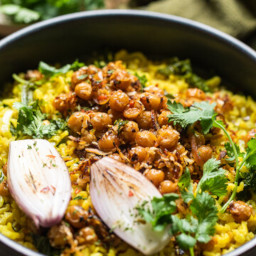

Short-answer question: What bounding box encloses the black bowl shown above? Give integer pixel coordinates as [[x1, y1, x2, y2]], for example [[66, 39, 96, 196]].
[[1, 9, 256, 256]]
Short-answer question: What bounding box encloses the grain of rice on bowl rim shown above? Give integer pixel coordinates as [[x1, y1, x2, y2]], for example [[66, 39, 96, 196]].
[[1, 50, 256, 256]]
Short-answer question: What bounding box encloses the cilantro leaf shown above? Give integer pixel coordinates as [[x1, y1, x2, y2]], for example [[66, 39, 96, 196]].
[[246, 138, 256, 167], [38, 62, 71, 77], [38, 60, 85, 77], [69, 59, 85, 71], [178, 167, 194, 203], [190, 192, 218, 243], [176, 233, 196, 250], [196, 158, 228, 197], [136, 193, 179, 232], [135, 72, 148, 90], [11, 101, 66, 139], [167, 100, 216, 134]]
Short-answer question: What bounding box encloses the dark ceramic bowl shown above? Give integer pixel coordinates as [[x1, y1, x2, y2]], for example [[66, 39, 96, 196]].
[[0, 9, 256, 256]]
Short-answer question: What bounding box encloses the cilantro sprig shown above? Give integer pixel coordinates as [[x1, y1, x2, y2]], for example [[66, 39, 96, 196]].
[[167, 100, 242, 212], [138, 163, 223, 256], [11, 101, 67, 139], [38, 60, 85, 77], [220, 137, 256, 212]]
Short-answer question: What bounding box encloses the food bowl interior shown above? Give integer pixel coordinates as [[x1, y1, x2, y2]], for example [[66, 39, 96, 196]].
[[1, 9, 256, 256]]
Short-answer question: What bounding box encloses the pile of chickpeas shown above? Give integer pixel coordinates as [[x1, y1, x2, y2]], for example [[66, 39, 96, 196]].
[[53, 61, 214, 197], [51, 61, 217, 249]]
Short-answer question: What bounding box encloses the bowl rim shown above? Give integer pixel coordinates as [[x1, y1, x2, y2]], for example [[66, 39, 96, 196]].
[[1, 9, 256, 256]]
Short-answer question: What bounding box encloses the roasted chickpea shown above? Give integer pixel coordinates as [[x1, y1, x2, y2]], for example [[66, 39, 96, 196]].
[[109, 90, 129, 111], [0, 180, 9, 196], [186, 88, 206, 100], [68, 112, 89, 133], [76, 227, 98, 245], [140, 92, 162, 110], [136, 111, 153, 129], [121, 121, 139, 142], [53, 92, 77, 114], [71, 67, 88, 88], [228, 201, 253, 222], [158, 111, 171, 126], [89, 112, 112, 131], [111, 70, 137, 91], [129, 147, 147, 163], [123, 100, 144, 119], [144, 169, 165, 187], [48, 222, 73, 248], [159, 180, 178, 194], [157, 128, 180, 150], [144, 85, 164, 96], [107, 109, 124, 122], [75, 82, 92, 101], [197, 145, 213, 164], [98, 132, 119, 152], [135, 131, 156, 147], [65, 205, 89, 228]]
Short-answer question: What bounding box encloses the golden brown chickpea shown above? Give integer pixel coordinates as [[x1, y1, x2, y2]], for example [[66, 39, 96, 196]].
[[140, 92, 162, 110], [144, 85, 164, 96], [65, 205, 89, 229], [111, 70, 137, 91], [157, 128, 180, 150], [98, 132, 119, 152], [135, 131, 156, 147], [144, 169, 165, 187], [71, 67, 88, 88], [228, 201, 253, 222], [48, 222, 73, 248], [53, 92, 77, 114], [129, 147, 147, 163], [93, 88, 110, 105], [109, 90, 129, 111], [107, 109, 123, 122], [76, 227, 98, 245], [159, 180, 178, 194], [68, 112, 89, 133], [121, 121, 139, 142], [75, 82, 92, 101], [0, 180, 9, 196], [197, 145, 213, 164], [186, 88, 206, 100], [123, 100, 144, 120], [136, 111, 153, 129], [158, 111, 171, 126], [89, 112, 112, 131]]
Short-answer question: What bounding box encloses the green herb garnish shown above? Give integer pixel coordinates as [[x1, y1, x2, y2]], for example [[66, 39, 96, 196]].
[[11, 101, 67, 139]]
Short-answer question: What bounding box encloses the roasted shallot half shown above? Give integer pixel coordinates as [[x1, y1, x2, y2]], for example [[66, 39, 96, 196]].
[[90, 157, 170, 255], [7, 139, 71, 228]]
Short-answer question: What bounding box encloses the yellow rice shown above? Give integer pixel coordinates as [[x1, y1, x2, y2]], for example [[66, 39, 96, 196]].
[[0, 50, 256, 256]]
